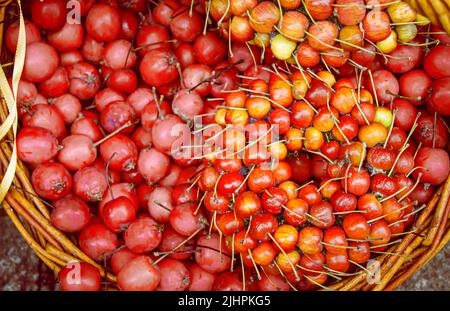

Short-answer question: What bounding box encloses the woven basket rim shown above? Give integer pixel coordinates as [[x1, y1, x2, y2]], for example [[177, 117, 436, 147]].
[[0, 0, 449, 291]]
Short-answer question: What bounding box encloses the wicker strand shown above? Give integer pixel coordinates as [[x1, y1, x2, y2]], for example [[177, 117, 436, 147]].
[[423, 177, 450, 245], [385, 223, 450, 290], [0, 0, 448, 292], [5, 193, 62, 249]]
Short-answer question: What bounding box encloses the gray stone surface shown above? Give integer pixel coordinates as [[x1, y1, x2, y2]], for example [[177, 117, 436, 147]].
[[397, 243, 450, 291], [0, 213, 448, 291], [0, 214, 54, 291]]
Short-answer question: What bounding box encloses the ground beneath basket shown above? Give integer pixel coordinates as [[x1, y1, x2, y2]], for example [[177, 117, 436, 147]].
[[0, 213, 448, 291]]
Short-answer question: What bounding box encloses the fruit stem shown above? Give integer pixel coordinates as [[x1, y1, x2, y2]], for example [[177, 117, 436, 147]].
[[332, 1, 400, 8], [304, 30, 342, 53], [296, 264, 342, 281], [245, 41, 258, 71], [238, 87, 269, 95], [133, 39, 177, 52], [194, 191, 207, 215], [93, 121, 134, 147], [268, 233, 301, 281], [250, 95, 292, 113], [388, 143, 410, 177], [230, 232, 235, 272], [292, 55, 311, 88], [367, 69, 379, 106], [189, 0, 195, 17], [273, 260, 298, 291], [203, 0, 211, 35], [105, 152, 117, 200], [399, 174, 422, 202], [217, 0, 230, 26], [352, 90, 370, 126], [358, 142, 367, 172], [151, 87, 163, 119], [369, 239, 402, 249], [248, 249, 262, 280], [304, 149, 334, 164], [296, 180, 314, 191], [240, 252, 246, 291], [379, 185, 409, 203], [384, 108, 398, 148], [235, 165, 255, 194], [303, 274, 333, 291], [302, 0, 316, 24], [386, 90, 422, 101], [153, 225, 205, 265], [432, 112, 437, 149]]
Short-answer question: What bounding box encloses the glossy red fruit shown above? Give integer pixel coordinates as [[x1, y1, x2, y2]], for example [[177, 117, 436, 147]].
[[330, 191, 357, 213], [118, 256, 161, 291], [51, 194, 90, 233], [148, 186, 173, 223], [257, 272, 290, 291], [429, 78, 450, 116], [288, 154, 312, 183], [99, 183, 138, 215], [31, 162, 72, 200], [137, 148, 171, 184], [170, 203, 205, 236], [196, 233, 231, 274], [234, 191, 262, 219], [413, 115, 448, 148], [170, 9, 203, 42], [341, 167, 371, 196], [124, 216, 163, 253], [342, 214, 370, 240], [73, 166, 108, 202], [5, 20, 42, 53], [367, 147, 395, 171], [104, 40, 137, 69], [17, 127, 58, 165], [424, 45, 450, 79], [102, 196, 137, 233], [323, 227, 348, 254], [157, 259, 190, 291], [399, 70, 432, 105], [188, 264, 216, 291], [365, 69, 399, 104], [309, 201, 335, 229], [57, 135, 97, 171], [67, 62, 102, 100], [23, 42, 59, 83], [79, 223, 119, 261], [158, 226, 194, 261], [413, 147, 450, 185], [110, 247, 138, 275], [193, 31, 227, 66], [386, 44, 423, 74], [369, 219, 392, 249], [101, 124, 138, 162], [261, 187, 289, 214], [48, 22, 84, 52], [86, 4, 121, 42], [31, 0, 67, 31], [59, 262, 100, 291], [22, 104, 66, 140], [297, 226, 323, 255], [217, 212, 245, 235], [140, 48, 179, 87], [249, 212, 279, 241]]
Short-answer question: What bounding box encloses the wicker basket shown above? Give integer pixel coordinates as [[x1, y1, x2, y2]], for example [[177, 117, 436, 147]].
[[404, 0, 450, 35], [0, 0, 449, 291]]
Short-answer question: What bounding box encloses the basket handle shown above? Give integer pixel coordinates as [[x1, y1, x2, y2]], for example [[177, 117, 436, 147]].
[[0, 0, 25, 203]]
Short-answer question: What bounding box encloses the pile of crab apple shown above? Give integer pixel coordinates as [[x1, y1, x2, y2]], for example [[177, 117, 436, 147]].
[[9, 0, 450, 291]]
